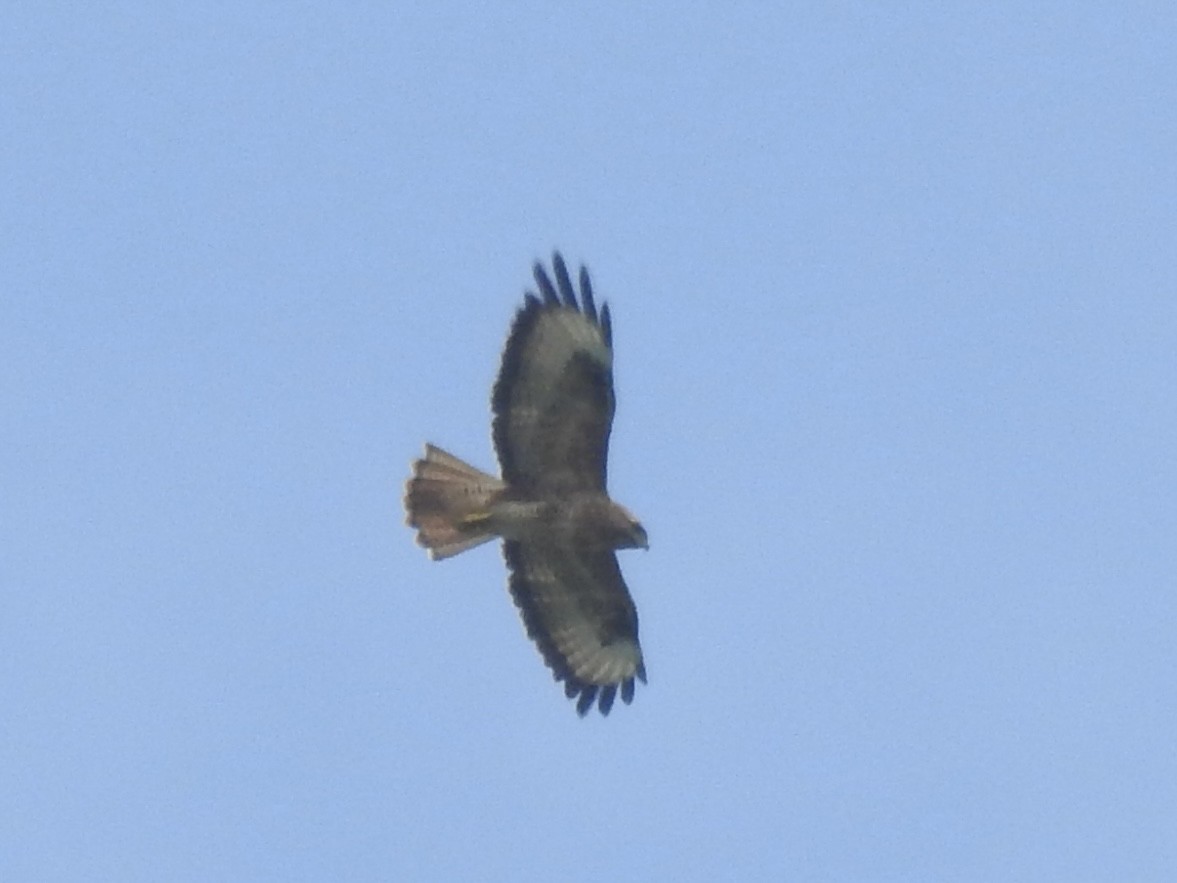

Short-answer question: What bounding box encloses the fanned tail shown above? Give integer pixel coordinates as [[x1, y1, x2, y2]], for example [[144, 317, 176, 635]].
[[404, 444, 505, 560]]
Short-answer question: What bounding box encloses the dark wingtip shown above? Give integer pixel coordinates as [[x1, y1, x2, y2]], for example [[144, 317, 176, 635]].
[[566, 677, 637, 716], [620, 677, 635, 705], [598, 684, 617, 715], [551, 252, 578, 308], [525, 254, 609, 345], [576, 685, 598, 716], [533, 261, 560, 306], [579, 265, 598, 322], [564, 677, 630, 717]]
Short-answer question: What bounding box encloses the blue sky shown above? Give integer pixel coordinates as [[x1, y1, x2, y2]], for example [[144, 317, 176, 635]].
[[3, 5, 1175, 881]]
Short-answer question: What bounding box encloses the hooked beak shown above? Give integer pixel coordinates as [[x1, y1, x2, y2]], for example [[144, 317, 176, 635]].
[[632, 522, 649, 550]]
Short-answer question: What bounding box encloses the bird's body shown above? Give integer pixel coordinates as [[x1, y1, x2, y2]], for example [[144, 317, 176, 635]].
[[404, 253, 647, 716]]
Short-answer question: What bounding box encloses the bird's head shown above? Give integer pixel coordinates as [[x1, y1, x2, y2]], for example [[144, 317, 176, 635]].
[[611, 505, 648, 550]]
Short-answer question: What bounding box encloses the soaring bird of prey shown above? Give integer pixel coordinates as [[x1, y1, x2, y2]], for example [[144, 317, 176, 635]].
[[404, 253, 648, 716]]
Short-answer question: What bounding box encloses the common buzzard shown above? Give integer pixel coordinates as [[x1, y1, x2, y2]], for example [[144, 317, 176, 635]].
[[404, 253, 648, 716]]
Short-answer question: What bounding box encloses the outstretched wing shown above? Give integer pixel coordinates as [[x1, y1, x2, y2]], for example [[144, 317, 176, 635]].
[[503, 539, 646, 716], [492, 253, 614, 494]]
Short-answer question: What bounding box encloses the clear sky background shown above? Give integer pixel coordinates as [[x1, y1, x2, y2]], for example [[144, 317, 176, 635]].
[[3, 5, 1175, 881]]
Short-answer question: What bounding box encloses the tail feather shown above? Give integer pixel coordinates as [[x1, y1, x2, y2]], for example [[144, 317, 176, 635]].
[[405, 444, 505, 560]]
